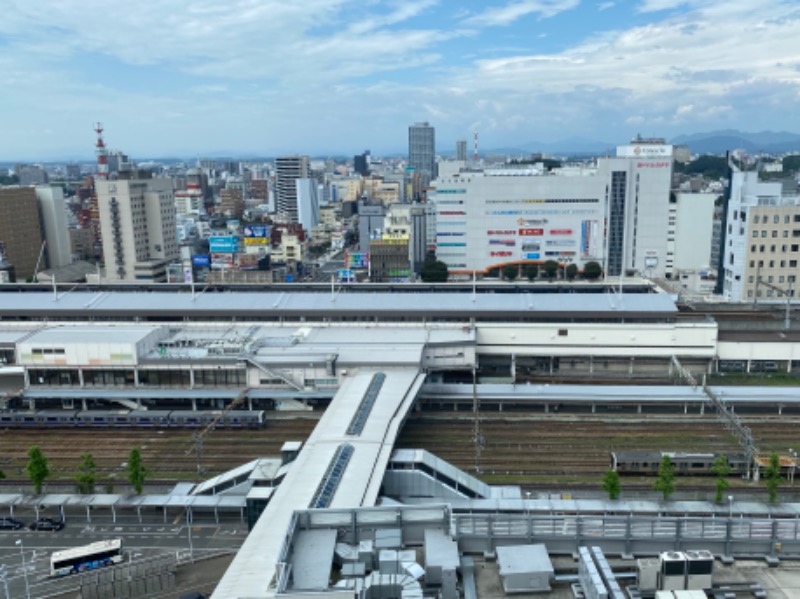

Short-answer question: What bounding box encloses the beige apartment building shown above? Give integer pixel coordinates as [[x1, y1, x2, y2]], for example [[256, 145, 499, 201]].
[[96, 174, 178, 282], [742, 203, 800, 301]]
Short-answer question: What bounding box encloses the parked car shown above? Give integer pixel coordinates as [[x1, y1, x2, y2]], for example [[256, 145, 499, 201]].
[[29, 517, 64, 531], [0, 517, 24, 530]]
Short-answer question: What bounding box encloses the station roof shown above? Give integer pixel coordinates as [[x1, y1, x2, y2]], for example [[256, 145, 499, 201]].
[[20, 325, 160, 346], [0, 290, 678, 318]]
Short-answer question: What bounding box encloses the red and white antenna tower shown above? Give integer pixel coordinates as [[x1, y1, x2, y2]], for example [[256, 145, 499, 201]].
[[95, 122, 109, 179], [473, 131, 479, 163]]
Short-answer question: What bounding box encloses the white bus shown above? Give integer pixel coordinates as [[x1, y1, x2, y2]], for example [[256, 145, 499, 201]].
[[50, 539, 123, 577]]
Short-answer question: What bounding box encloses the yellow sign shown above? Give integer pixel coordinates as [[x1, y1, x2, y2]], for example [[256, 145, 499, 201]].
[[244, 238, 268, 246]]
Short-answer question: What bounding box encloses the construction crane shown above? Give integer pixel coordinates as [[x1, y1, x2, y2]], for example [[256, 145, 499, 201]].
[[186, 387, 251, 475]]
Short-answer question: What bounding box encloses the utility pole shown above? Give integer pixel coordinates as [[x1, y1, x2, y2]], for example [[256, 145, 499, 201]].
[[756, 275, 794, 331]]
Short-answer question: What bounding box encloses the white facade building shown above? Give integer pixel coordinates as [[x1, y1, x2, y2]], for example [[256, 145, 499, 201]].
[[34, 185, 72, 269], [721, 168, 800, 303], [666, 193, 716, 275], [96, 176, 179, 282], [296, 178, 320, 235], [430, 153, 672, 277]]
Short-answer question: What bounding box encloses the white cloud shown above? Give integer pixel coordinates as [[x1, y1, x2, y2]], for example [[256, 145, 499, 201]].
[[461, 0, 580, 27], [598, 2, 615, 10]]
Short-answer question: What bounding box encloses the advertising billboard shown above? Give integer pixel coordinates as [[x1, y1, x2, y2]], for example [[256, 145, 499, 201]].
[[617, 144, 673, 158], [210, 253, 234, 269], [243, 225, 269, 238], [192, 254, 211, 268], [346, 252, 369, 269], [524, 253, 540, 260], [209, 236, 239, 253], [244, 238, 269, 246], [549, 229, 573, 235], [489, 239, 515, 247], [580, 220, 600, 258], [519, 228, 544, 236]]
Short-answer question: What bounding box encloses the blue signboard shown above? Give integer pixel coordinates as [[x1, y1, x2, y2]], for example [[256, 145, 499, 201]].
[[285, 274, 294, 283], [337, 269, 354, 282], [192, 254, 211, 268], [209, 236, 239, 253], [243, 225, 269, 238], [525, 253, 541, 260]]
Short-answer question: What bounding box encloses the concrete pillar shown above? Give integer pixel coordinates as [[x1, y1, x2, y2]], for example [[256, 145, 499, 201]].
[[134, 369, 139, 387], [82, 398, 88, 411], [544, 403, 549, 413], [592, 403, 596, 413], [511, 354, 516, 380], [78, 369, 84, 387], [629, 357, 634, 376], [189, 369, 195, 389], [746, 360, 751, 373], [191, 397, 197, 411], [700, 402, 705, 415], [589, 356, 594, 375], [779, 404, 783, 415], [549, 357, 553, 375], [684, 403, 688, 414], [638, 404, 642, 414]]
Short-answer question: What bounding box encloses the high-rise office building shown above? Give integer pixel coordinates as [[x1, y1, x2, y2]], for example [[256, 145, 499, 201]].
[[456, 139, 467, 162], [354, 152, 370, 176], [96, 173, 179, 282], [0, 187, 44, 280], [296, 179, 321, 235], [408, 122, 436, 188], [275, 156, 310, 224]]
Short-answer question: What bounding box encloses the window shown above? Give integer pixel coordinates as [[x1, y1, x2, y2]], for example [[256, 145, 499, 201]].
[[762, 231, 768, 237], [770, 260, 775, 267], [793, 245, 799, 252], [748, 290, 754, 298], [783, 245, 788, 252], [754, 215, 760, 223], [779, 276, 785, 283], [760, 245, 766, 252], [752, 230, 758, 238], [774, 215, 780, 224], [750, 260, 755, 267], [772, 231, 778, 238], [791, 260, 798, 268], [781, 260, 786, 267], [748, 276, 754, 283], [768, 276, 774, 283], [795, 215, 800, 222], [771, 245, 776, 253], [784, 231, 789, 238], [751, 245, 757, 252]]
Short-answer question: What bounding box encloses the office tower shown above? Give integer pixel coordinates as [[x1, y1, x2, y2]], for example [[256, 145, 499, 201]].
[[220, 188, 244, 219], [408, 122, 436, 186], [96, 172, 179, 282], [354, 152, 370, 176], [66, 164, 82, 180], [0, 187, 44, 280], [14, 164, 48, 186], [296, 179, 321, 235], [35, 185, 72, 269], [456, 140, 467, 162], [275, 156, 310, 223], [721, 167, 800, 302]]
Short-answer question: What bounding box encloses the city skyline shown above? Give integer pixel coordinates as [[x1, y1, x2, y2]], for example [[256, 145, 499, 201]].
[[1, 0, 799, 161]]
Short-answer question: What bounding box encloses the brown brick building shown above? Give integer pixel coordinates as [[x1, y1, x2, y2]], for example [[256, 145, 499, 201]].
[[0, 187, 44, 280]]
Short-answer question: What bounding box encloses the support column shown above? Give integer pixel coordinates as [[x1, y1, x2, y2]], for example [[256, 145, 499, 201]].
[[592, 403, 596, 414], [189, 369, 195, 389], [134, 369, 140, 388], [78, 369, 84, 388], [549, 357, 553, 375], [191, 397, 197, 411], [638, 404, 642, 414], [589, 355, 594, 375], [629, 357, 635, 377], [82, 398, 88, 411], [511, 354, 516, 381]]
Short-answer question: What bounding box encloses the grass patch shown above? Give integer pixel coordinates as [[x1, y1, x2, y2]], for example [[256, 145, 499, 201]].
[[707, 373, 800, 386]]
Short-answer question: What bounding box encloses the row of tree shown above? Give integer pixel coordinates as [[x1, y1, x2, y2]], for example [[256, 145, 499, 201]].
[[419, 252, 605, 283], [601, 453, 785, 503], [0, 446, 147, 496]]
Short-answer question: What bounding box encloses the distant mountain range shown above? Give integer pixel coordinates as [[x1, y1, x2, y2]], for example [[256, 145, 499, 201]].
[[669, 130, 800, 155]]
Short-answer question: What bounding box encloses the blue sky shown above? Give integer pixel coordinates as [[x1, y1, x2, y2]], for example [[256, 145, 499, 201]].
[[1, 0, 799, 160]]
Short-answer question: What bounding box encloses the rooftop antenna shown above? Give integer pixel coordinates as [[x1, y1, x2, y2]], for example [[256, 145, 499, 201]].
[[94, 122, 108, 179]]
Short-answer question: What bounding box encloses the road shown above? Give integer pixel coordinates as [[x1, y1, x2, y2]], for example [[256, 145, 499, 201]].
[[0, 511, 246, 598]]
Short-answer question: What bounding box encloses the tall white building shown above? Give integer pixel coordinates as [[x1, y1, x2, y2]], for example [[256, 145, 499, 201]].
[[666, 193, 717, 275], [96, 175, 179, 282], [275, 156, 310, 223], [430, 149, 673, 277], [34, 185, 72, 269], [721, 167, 800, 303], [296, 178, 320, 235]]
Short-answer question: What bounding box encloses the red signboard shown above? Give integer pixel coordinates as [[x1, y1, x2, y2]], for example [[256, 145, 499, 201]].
[[490, 251, 512, 257], [519, 228, 544, 236], [550, 229, 573, 235], [636, 161, 670, 168]]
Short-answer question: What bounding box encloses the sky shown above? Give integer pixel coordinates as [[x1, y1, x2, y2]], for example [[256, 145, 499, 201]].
[[1, 0, 799, 161]]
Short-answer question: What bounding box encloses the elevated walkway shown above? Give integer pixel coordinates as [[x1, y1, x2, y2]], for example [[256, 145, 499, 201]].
[[384, 449, 492, 500]]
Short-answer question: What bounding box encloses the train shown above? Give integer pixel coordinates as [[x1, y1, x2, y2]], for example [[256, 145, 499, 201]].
[[611, 451, 751, 477], [0, 408, 265, 429]]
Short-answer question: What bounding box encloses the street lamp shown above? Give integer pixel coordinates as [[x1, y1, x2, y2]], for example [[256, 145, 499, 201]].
[[728, 495, 734, 520], [15, 539, 30, 599]]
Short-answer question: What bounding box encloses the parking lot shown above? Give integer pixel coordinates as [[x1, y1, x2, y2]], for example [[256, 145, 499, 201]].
[[0, 509, 246, 598]]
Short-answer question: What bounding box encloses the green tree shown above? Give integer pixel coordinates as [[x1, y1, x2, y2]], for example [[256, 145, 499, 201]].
[[502, 264, 518, 281], [710, 455, 731, 504], [0, 469, 5, 480], [542, 260, 559, 279], [76, 453, 97, 494], [26, 446, 50, 495], [127, 448, 147, 495], [583, 261, 602, 280], [420, 253, 449, 282], [565, 264, 578, 281], [653, 455, 676, 501], [523, 264, 538, 281], [602, 469, 621, 500], [764, 451, 782, 503]]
